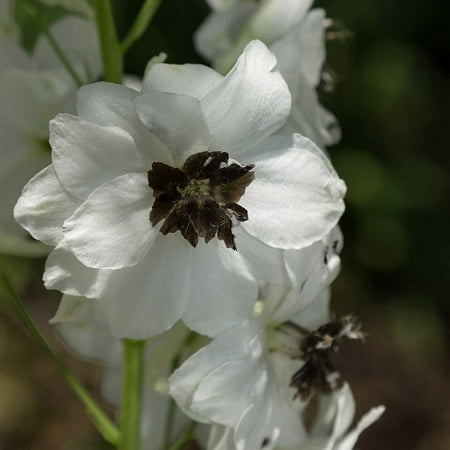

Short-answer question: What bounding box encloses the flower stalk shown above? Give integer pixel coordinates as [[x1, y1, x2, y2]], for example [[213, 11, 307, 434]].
[[119, 339, 146, 450], [121, 0, 164, 54], [0, 273, 119, 445], [93, 0, 123, 83]]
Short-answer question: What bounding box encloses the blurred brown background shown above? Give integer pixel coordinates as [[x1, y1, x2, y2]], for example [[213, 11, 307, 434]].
[[1, 0, 449, 448]]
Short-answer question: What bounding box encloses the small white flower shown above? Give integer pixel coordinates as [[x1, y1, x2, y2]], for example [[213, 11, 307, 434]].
[[207, 385, 385, 450], [15, 40, 345, 339], [52, 295, 192, 449], [195, 0, 340, 148], [169, 231, 347, 449]]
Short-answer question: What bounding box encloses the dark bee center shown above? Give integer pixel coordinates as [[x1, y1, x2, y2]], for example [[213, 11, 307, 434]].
[[147, 151, 255, 249]]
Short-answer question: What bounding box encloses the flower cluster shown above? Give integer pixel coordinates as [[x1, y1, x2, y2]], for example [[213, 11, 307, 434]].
[[3, 0, 385, 449]]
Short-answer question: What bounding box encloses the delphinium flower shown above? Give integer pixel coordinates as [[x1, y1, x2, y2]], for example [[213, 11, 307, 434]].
[[15, 40, 346, 339], [0, 3, 100, 252], [51, 295, 194, 449], [169, 229, 384, 450], [195, 0, 340, 149]]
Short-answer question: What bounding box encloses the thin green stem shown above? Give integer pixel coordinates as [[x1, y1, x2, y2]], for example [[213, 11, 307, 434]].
[[24, 3, 83, 86], [93, 0, 123, 83], [119, 339, 146, 450], [168, 421, 197, 450], [120, 0, 164, 54], [0, 273, 119, 445], [163, 352, 182, 448]]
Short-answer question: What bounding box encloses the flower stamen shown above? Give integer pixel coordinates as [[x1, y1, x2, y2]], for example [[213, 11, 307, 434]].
[[148, 151, 255, 249]]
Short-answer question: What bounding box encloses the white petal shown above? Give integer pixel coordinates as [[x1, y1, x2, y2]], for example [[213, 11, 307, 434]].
[[240, 134, 346, 250], [334, 406, 385, 450], [143, 63, 223, 100], [44, 245, 111, 298], [281, 74, 340, 148], [234, 227, 287, 284], [51, 295, 117, 363], [252, 0, 313, 42], [136, 92, 211, 166], [50, 114, 145, 199], [0, 131, 50, 237], [0, 68, 75, 135], [202, 40, 291, 155], [14, 165, 81, 246], [181, 241, 257, 337], [169, 320, 263, 422], [270, 9, 326, 89], [63, 173, 156, 269], [98, 233, 192, 339], [76, 82, 168, 163], [194, 3, 258, 65]]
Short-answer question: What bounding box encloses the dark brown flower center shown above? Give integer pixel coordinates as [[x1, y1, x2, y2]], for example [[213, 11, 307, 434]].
[[147, 151, 255, 249], [275, 316, 364, 400]]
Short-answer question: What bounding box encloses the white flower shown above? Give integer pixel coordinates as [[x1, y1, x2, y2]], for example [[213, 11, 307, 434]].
[[207, 385, 385, 450], [195, 0, 340, 148], [169, 230, 349, 449], [15, 40, 346, 339], [0, 11, 100, 254], [52, 295, 192, 449]]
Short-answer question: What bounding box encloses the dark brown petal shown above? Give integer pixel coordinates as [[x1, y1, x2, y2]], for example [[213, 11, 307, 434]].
[[148, 162, 186, 191], [183, 151, 228, 179], [225, 203, 248, 222], [217, 213, 236, 250], [179, 216, 199, 247], [149, 196, 174, 226], [213, 170, 255, 203], [160, 209, 183, 235], [188, 199, 220, 242]]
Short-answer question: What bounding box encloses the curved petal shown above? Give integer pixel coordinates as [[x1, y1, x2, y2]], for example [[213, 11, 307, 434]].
[[98, 233, 192, 339], [51, 295, 117, 363], [234, 227, 287, 284], [136, 92, 211, 166], [169, 320, 264, 422], [194, 3, 258, 65], [181, 240, 257, 337], [0, 68, 75, 135], [44, 245, 111, 298], [143, 63, 223, 101], [252, 0, 313, 42], [281, 73, 340, 149], [240, 134, 346, 250], [335, 406, 385, 450], [63, 173, 157, 269], [76, 82, 168, 164], [270, 9, 326, 89], [50, 114, 145, 200], [202, 40, 291, 155], [14, 165, 81, 246]]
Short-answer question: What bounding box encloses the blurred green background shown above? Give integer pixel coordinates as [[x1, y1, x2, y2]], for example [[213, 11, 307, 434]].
[[1, 0, 449, 448]]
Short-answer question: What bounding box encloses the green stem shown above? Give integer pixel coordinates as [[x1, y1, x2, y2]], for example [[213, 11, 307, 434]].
[[0, 273, 119, 445], [163, 352, 182, 448], [24, 3, 83, 86], [119, 339, 146, 450], [168, 421, 197, 450], [120, 0, 164, 54], [93, 0, 123, 83]]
